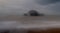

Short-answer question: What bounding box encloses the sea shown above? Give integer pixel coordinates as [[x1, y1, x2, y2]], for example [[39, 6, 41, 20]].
[[0, 16, 60, 33]]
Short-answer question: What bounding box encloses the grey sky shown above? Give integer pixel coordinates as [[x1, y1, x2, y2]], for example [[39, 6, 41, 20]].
[[0, 0, 60, 16], [36, 0, 60, 5]]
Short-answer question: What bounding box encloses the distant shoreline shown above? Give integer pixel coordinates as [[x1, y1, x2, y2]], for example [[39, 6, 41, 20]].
[[0, 15, 60, 21]]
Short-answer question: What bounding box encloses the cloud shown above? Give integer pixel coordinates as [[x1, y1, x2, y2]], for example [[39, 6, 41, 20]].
[[0, 0, 60, 16], [36, 0, 60, 5], [35, 0, 60, 15], [22, 0, 60, 15]]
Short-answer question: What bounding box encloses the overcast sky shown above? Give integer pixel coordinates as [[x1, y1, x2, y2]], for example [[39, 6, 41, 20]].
[[0, 0, 60, 16]]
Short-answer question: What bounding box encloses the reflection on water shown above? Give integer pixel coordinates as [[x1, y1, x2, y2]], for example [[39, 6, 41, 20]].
[[0, 16, 60, 33], [0, 20, 60, 28]]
